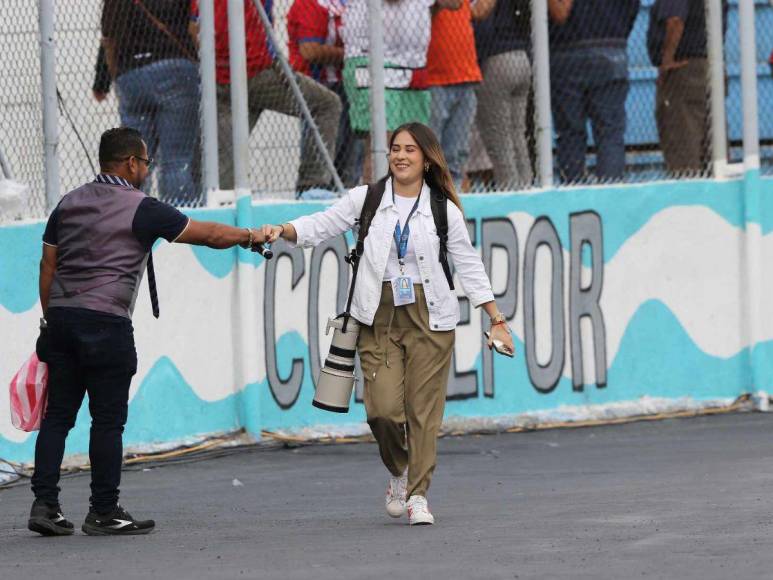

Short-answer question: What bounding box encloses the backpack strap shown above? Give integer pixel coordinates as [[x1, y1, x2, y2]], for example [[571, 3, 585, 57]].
[[341, 177, 388, 331], [430, 188, 455, 291], [355, 177, 387, 259]]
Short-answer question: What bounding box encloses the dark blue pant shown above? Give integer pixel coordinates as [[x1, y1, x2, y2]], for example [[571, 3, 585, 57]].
[[31, 307, 137, 513], [550, 45, 629, 183]]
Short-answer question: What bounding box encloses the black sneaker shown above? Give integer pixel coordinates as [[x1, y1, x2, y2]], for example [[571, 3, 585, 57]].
[[28, 499, 75, 536], [81, 504, 155, 536]]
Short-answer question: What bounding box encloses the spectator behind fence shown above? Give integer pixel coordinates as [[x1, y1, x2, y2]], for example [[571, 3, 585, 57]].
[[425, 0, 494, 190], [196, 0, 342, 194], [343, 0, 453, 179], [548, 0, 640, 183], [647, 0, 727, 175], [100, 0, 201, 205], [474, 0, 532, 190], [287, 0, 364, 188]]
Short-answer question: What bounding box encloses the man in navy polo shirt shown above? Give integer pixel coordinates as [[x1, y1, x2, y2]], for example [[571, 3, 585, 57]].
[[548, 0, 640, 183], [28, 127, 268, 537]]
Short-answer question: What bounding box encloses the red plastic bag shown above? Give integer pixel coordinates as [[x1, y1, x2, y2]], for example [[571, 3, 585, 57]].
[[9, 353, 48, 432]]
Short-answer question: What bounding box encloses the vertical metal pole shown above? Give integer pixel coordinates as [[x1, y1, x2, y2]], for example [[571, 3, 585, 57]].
[[737, 0, 762, 391], [227, 0, 251, 193], [39, 0, 60, 210], [199, 0, 220, 200], [367, 0, 388, 181], [738, 0, 759, 170], [705, 0, 728, 175], [531, 0, 553, 188], [227, 0, 260, 437]]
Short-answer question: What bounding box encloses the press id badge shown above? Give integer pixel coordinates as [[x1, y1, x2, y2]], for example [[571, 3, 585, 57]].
[[391, 276, 416, 306]]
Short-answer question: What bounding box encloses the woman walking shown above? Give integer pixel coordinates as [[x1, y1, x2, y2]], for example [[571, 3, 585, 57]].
[[263, 123, 514, 525]]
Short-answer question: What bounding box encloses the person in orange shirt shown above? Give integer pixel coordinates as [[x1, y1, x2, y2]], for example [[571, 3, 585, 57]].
[[425, 0, 495, 189]]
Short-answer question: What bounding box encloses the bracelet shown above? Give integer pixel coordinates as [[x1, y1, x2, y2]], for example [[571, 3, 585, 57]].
[[491, 320, 512, 334], [490, 312, 507, 325], [245, 228, 254, 247], [279, 224, 286, 237]]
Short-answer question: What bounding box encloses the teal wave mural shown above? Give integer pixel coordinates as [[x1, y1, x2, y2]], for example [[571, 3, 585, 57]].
[[0, 301, 753, 464], [2, 173, 770, 465], [0, 222, 46, 314], [0, 178, 754, 314]]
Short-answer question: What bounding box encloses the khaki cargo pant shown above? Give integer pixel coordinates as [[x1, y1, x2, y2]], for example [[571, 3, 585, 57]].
[[357, 283, 455, 499], [656, 58, 709, 175]]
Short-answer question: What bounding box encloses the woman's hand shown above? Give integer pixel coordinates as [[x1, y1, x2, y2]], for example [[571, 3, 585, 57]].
[[487, 323, 515, 357], [261, 223, 298, 244], [262, 224, 285, 243]]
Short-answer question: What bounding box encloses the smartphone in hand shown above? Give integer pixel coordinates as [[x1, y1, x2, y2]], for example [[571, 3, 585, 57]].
[[484, 331, 515, 358]]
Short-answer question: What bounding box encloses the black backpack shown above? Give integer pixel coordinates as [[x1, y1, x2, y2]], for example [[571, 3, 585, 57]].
[[341, 177, 454, 330]]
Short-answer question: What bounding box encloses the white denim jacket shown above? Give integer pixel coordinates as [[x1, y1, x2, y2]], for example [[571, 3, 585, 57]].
[[290, 179, 495, 331]]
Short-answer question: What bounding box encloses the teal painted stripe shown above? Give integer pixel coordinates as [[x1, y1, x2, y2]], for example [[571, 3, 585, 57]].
[[0, 301, 754, 464], [0, 178, 755, 312], [0, 222, 46, 313]]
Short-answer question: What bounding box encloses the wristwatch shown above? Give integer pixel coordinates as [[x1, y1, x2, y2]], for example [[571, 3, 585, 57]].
[[39, 317, 48, 330]]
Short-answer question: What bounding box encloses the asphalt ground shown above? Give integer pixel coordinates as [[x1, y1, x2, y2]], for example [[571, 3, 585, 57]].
[[1, 412, 773, 580]]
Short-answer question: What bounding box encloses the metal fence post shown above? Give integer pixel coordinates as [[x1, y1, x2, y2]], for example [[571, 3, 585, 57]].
[[738, 0, 759, 171], [39, 0, 60, 211], [227, 0, 251, 194], [199, 0, 220, 201], [736, 0, 762, 391], [367, 0, 388, 181], [227, 0, 261, 436], [531, 0, 553, 188], [706, 0, 728, 176]]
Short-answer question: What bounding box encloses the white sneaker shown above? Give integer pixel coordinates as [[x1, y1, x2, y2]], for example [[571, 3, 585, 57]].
[[385, 470, 407, 518], [406, 495, 435, 525]]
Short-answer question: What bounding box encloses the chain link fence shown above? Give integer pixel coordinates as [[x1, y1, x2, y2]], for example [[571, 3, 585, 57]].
[[758, 0, 773, 176], [0, 0, 770, 224], [0, 0, 46, 219]]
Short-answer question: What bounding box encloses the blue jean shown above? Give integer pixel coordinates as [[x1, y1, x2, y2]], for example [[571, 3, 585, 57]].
[[550, 46, 629, 182], [116, 59, 201, 205], [429, 84, 478, 187]]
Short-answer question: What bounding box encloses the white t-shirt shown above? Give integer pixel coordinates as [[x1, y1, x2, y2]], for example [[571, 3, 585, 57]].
[[342, 0, 435, 68], [383, 193, 423, 282]]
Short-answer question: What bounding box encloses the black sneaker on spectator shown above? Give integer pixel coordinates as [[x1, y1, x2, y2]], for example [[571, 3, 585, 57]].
[[28, 499, 75, 536], [81, 504, 155, 536]]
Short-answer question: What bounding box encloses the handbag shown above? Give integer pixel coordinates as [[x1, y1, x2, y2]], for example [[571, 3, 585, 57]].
[[9, 352, 49, 432]]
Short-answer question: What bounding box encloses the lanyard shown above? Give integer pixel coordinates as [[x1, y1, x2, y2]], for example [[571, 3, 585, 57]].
[[392, 192, 421, 274]]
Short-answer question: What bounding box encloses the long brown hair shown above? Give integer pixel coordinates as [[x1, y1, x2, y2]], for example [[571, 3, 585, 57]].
[[388, 122, 463, 211]]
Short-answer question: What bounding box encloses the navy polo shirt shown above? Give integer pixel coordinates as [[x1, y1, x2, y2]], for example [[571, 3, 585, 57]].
[[42, 174, 189, 318], [647, 0, 728, 66], [550, 0, 640, 49]]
